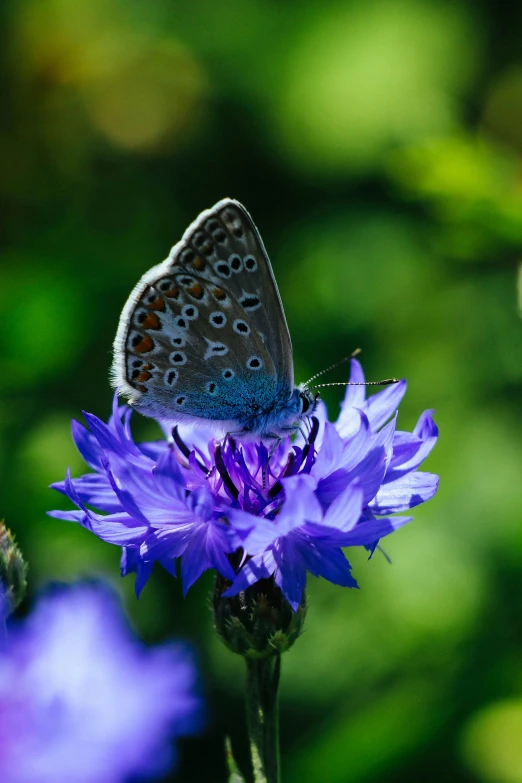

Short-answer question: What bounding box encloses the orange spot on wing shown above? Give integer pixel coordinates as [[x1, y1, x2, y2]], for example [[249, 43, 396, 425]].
[[188, 283, 204, 300], [192, 257, 205, 270], [149, 297, 166, 311], [142, 312, 161, 330], [164, 287, 180, 299], [137, 370, 152, 382], [134, 336, 154, 353], [212, 287, 226, 301]]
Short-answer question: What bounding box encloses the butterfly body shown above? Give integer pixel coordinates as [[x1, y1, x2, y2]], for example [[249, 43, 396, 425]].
[[111, 199, 316, 437]]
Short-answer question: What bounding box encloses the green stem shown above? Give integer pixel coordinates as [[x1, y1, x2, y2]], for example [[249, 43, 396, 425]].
[[245, 655, 281, 783]]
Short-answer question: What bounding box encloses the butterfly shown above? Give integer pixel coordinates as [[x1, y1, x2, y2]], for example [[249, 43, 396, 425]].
[[111, 199, 317, 439]]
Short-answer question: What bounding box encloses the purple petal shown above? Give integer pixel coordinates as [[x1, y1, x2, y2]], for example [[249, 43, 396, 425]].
[[153, 449, 186, 501], [52, 474, 122, 513], [86, 513, 150, 545], [315, 468, 351, 507], [159, 558, 177, 577], [336, 410, 371, 471], [336, 515, 412, 546], [47, 509, 86, 523], [134, 561, 154, 596], [108, 393, 141, 457], [187, 486, 214, 522], [102, 451, 157, 506], [414, 409, 437, 439], [387, 411, 438, 477], [138, 440, 167, 461], [82, 412, 127, 457], [275, 539, 307, 611], [370, 472, 440, 514], [344, 415, 396, 502], [61, 468, 149, 544], [241, 517, 282, 553], [363, 380, 407, 432], [181, 523, 236, 593], [277, 474, 322, 532], [120, 549, 155, 596], [223, 550, 277, 597], [322, 483, 364, 531], [225, 507, 259, 533], [104, 462, 151, 526], [311, 423, 345, 480], [140, 529, 192, 561], [296, 538, 358, 588], [71, 419, 104, 470], [338, 359, 366, 415], [204, 525, 237, 581]]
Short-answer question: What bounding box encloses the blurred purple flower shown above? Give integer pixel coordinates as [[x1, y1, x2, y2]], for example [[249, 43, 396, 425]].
[[50, 359, 439, 610], [0, 582, 202, 783]]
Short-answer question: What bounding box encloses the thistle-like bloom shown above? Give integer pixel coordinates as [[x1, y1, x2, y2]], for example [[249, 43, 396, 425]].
[[0, 582, 202, 783], [50, 359, 439, 611]]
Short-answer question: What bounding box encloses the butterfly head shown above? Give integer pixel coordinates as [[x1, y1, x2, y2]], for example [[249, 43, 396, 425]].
[[297, 385, 319, 418]]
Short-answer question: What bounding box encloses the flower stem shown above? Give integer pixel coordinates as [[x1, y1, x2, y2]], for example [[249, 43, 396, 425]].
[[245, 655, 281, 783]]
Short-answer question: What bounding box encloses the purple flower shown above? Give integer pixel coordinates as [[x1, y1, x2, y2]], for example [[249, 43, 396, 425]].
[[0, 582, 202, 783], [50, 359, 439, 611]]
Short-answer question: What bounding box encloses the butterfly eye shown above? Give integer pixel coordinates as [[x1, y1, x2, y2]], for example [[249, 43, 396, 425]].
[[299, 392, 310, 413]]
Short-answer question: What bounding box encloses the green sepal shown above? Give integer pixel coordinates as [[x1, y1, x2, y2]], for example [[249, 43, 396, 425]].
[[0, 521, 28, 614], [213, 574, 306, 659]]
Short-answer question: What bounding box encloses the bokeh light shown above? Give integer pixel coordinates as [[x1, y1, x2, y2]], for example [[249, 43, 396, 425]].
[[461, 700, 522, 783], [272, 0, 479, 174]]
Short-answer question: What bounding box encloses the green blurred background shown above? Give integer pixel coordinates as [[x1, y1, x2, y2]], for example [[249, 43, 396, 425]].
[[2, 0, 522, 780]]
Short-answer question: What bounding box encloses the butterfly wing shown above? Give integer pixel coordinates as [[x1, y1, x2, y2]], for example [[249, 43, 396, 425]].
[[111, 199, 294, 426]]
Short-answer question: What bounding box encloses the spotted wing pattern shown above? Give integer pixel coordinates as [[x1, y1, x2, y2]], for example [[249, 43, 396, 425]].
[[111, 199, 294, 425]]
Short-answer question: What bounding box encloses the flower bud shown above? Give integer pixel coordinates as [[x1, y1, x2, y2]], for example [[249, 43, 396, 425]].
[[213, 573, 306, 659], [0, 522, 28, 614]]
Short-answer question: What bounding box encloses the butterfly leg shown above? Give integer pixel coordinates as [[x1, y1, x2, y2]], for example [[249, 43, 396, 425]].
[[262, 433, 284, 489], [279, 424, 306, 441]]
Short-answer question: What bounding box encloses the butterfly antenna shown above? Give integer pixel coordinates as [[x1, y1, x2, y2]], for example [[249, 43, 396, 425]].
[[309, 378, 400, 390], [303, 349, 362, 387]]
